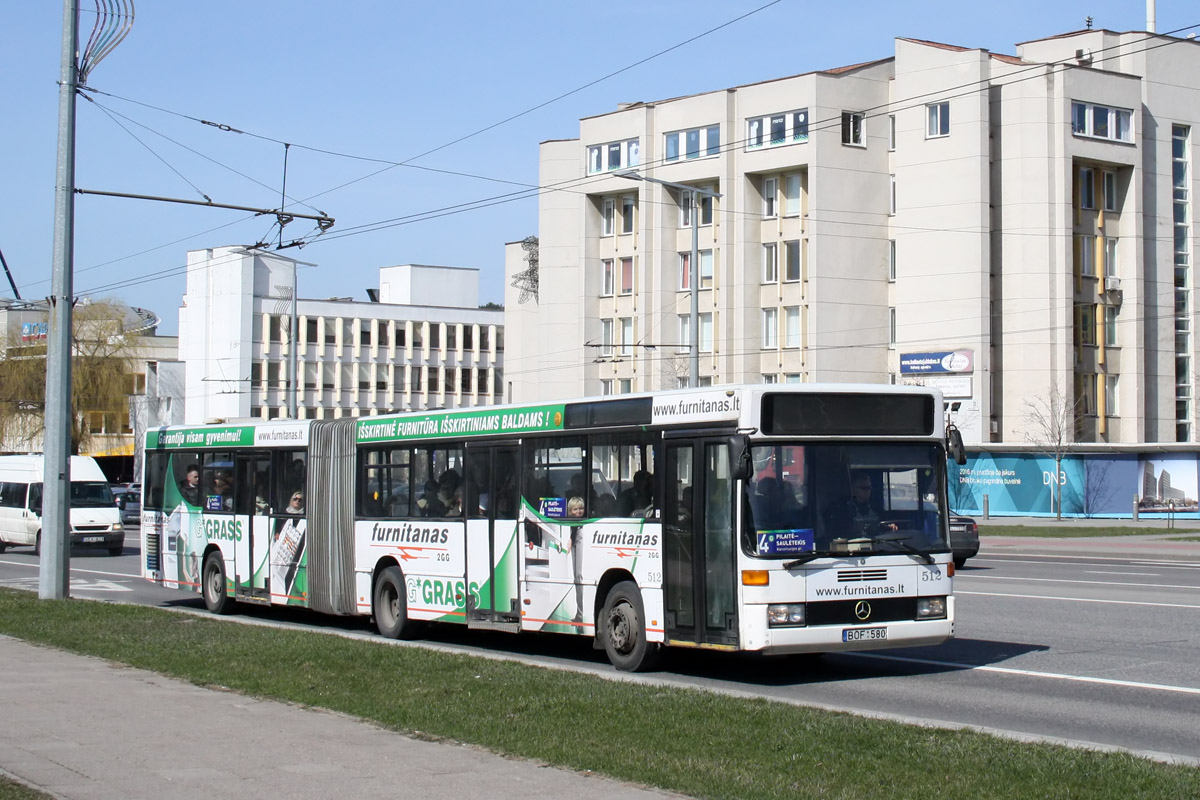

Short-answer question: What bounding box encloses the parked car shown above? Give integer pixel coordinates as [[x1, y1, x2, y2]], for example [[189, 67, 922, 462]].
[[116, 489, 141, 527], [949, 515, 979, 568]]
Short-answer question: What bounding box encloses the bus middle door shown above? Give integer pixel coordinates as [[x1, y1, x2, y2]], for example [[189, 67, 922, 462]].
[[464, 445, 521, 629], [663, 437, 738, 648]]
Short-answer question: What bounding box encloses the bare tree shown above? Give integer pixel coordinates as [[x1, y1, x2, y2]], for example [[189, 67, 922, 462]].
[[1023, 381, 1081, 520], [0, 300, 144, 455]]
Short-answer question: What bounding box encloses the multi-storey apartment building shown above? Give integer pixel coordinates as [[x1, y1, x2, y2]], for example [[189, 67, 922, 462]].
[[180, 247, 503, 424], [504, 28, 1199, 445]]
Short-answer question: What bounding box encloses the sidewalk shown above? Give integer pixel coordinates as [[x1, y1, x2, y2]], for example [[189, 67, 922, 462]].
[[977, 516, 1200, 560], [0, 636, 676, 800]]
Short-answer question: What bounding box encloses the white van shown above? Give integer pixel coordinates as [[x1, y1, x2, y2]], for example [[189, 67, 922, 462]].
[[0, 455, 124, 556]]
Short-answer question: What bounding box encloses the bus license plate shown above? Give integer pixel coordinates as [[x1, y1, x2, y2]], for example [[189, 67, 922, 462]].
[[843, 627, 887, 642], [81, 536, 104, 543]]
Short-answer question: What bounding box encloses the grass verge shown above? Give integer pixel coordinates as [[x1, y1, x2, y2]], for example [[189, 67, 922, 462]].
[[0, 776, 48, 800], [1, 589, 1197, 799], [980, 525, 1200, 538]]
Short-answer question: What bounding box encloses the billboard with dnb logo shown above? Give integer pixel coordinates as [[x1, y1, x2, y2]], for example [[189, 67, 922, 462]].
[[900, 350, 973, 374], [949, 452, 1198, 518]]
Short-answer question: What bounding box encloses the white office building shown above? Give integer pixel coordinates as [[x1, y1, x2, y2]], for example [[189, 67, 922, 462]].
[[504, 28, 1200, 445], [180, 247, 503, 424]]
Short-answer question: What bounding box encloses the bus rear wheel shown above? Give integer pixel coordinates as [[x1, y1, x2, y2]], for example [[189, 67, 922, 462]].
[[202, 552, 233, 614], [373, 566, 413, 639], [601, 580, 660, 672]]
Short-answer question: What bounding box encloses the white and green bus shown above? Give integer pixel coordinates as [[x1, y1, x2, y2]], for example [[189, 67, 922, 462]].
[[141, 384, 963, 671]]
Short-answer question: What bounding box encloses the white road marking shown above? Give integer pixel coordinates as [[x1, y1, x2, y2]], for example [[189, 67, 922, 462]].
[[853, 651, 1200, 696], [957, 589, 1200, 609], [961, 574, 1199, 590], [975, 554, 1200, 569], [0, 558, 139, 579], [1084, 570, 1159, 576]]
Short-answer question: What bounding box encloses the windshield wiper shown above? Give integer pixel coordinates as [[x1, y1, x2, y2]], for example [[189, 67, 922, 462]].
[[873, 533, 934, 564], [782, 551, 829, 569]]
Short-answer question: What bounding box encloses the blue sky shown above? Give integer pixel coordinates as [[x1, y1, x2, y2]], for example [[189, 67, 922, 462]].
[[4, 1, 1195, 335]]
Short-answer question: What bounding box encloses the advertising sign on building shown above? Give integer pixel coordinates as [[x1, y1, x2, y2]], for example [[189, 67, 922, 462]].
[[899, 349, 973, 374]]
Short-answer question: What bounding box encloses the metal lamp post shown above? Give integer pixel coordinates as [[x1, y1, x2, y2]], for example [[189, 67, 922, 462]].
[[616, 171, 721, 388]]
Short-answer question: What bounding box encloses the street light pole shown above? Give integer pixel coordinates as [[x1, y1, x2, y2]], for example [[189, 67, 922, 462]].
[[616, 172, 721, 388]]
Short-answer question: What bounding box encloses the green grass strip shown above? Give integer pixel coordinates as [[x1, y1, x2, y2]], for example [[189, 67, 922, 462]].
[[0, 588, 1197, 799], [981, 525, 1200, 538], [0, 775, 49, 800]]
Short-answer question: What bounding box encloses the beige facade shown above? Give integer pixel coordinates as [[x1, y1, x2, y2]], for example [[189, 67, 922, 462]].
[[505, 29, 1200, 445]]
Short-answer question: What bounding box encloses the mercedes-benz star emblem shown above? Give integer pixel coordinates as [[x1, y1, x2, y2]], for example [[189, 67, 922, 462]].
[[854, 600, 872, 620]]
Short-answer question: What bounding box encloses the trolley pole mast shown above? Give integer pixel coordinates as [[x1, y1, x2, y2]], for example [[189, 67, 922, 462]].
[[41, 0, 80, 599]]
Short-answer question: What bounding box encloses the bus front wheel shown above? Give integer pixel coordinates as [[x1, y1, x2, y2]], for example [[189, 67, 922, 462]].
[[601, 580, 660, 672], [373, 566, 413, 639], [202, 552, 232, 614]]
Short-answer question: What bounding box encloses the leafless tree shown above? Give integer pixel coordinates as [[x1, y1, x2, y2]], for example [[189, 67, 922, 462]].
[[1023, 381, 1081, 520]]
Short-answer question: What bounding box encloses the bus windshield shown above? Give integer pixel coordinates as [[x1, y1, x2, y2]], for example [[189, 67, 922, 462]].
[[70, 481, 115, 509], [741, 443, 949, 559]]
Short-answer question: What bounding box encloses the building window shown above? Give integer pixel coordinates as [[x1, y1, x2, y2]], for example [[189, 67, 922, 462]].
[[1071, 102, 1134, 143], [889, 175, 896, 215], [784, 306, 801, 348], [601, 259, 614, 296], [784, 174, 802, 216], [1076, 373, 1097, 416], [619, 379, 633, 394], [1106, 375, 1118, 416], [1077, 234, 1095, 277], [620, 257, 634, 295], [665, 125, 720, 162], [602, 198, 615, 236], [746, 109, 808, 150], [888, 307, 896, 347], [620, 318, 634, 356], [1079, 167, 1095, 209], [784, 240, 801, 282], [587, 138, 640, 174], [888, 115, 896, 150], [1103, 171, 1118, 211], [762, 374, 778, 384], [621, 195, 635, 234], [784, 373, 802, 384], [762, 308, 778, 349], [1078, 304, 1096, 346], [677, 315, 691, 353], [699, 250, 714, 289], [1105, 305, 1119, 347], [888, 239, 897, 281], [1105, 237, 1118, 276], [841, 111, 865, 146], [762, 177, 776, 218], [601, 319, 613, 357], [762, 244, 777, 283], [601, 379, 613, 396], [926, 101, 950, 138], [678, 253, 691, 291], [699, 313, 714, 353], [680, 191, 711, 227]]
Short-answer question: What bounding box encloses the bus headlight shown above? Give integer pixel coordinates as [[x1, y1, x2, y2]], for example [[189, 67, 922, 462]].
[[917, 597, 946, 619], [767, 604, 806, 627]]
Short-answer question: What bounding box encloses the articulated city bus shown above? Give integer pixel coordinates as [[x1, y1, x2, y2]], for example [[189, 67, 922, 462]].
[[141, 384, 962, 671]]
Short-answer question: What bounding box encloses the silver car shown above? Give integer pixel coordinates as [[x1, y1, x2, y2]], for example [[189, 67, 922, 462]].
[[116, 489, 141, 527]]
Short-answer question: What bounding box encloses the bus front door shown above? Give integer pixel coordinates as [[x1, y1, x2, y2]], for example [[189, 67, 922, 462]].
[[663, 439, 738, 648], [234, 454, 271, 602], [464, 445, 521, 629]]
